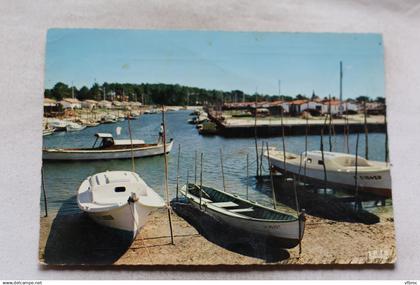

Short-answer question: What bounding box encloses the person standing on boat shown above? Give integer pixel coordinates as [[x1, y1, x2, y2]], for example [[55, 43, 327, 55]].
[[158, 123, 164, 144]]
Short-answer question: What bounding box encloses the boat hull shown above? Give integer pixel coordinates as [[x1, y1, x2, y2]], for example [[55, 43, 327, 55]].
[[43, 140, 173, 160], [181, 185, 304, 249], [268, 155, 392, 198], [86, 202, 154, 240]]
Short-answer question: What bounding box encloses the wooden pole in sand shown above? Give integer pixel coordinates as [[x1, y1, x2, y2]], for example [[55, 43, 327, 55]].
[[265, 142, 277, 209], [41, 166, 48, 217], [161, 105, 174, 245], [254, 93, 259, 178], [176, 144, 181, 201], [219, 148, 226, 192], [364, 100, 369, 160]]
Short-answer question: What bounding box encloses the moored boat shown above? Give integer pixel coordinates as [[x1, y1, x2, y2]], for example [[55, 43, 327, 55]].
[[66, 122, 87, 132], [101, 114, 117, 124], [43, 132, 174, 160], [47, 119, 69, 131], [43, 127, 55, 136], [180, 183, 305, 248], [265, 149, 392, 197], [77, 170, 165, 239]]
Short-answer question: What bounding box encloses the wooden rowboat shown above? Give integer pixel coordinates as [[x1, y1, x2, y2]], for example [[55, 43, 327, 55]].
[[180, 183, 305, 249]]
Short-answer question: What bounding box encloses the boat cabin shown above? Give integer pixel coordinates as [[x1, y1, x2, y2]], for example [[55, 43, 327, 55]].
[[303, 151, 371, 169], [92, 133, 146, 149], [88, 171, 148, 204], [93, 133, 116, 148]]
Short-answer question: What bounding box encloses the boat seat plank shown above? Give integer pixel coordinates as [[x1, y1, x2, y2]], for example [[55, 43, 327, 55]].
[[211, 201, 238, 208], [200, 198, 212, 203], [230, 208, 254, 213]]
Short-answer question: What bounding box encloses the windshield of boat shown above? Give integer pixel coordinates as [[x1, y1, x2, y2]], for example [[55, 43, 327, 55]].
[[100, 137, 114, 147]]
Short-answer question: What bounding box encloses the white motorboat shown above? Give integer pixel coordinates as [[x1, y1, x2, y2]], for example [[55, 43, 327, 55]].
[[47, 119, 69, 131], [43, 133, 174, 160], [77, 171, 165, 239], [66, 122, 87, 132], [180, 184, 305, 248], [265, 150, 392, 197]]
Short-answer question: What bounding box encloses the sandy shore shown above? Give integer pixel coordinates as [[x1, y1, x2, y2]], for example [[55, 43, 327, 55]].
[[39, 204, 395, 266]]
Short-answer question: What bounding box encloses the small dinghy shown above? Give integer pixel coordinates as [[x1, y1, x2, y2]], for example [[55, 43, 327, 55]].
[[43, 132, 174, 160], [265, 150, 392, 197], [77, 171, 165, 239], [180, 183, 305, 248], [66, 122, 87, 132]]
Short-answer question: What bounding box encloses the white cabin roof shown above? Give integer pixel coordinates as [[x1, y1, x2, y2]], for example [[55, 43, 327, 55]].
[[95, 133, 113, 138], [114, 139, 145, 145]]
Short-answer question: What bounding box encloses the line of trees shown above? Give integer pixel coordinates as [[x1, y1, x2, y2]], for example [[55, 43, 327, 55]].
[[44, 82, 385, 105]]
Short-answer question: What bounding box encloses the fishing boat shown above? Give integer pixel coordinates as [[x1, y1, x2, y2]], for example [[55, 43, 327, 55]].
[[77, 170, 165, 239], [265, 150, 392, 197], [43, 132, 174, 160], [66, 122, 87, 132], [47, 119, 69, 131], [180, 183, 305, 248]]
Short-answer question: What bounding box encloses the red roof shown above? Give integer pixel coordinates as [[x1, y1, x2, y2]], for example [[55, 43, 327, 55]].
[[323, 100, 341, 106], [289, 100, 308, 105]]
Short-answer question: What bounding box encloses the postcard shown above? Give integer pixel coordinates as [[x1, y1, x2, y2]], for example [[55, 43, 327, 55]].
[[40, 29, 395, 266]]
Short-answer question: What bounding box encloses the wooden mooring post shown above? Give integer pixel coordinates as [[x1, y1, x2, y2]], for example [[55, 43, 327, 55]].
[[41, 166, 48, 217], [162, 105, 174, 245], [265, 142, 277, 209], [176, 144, 181, 201], [364, 101, 369, 160], [219, 148, 227, 192]]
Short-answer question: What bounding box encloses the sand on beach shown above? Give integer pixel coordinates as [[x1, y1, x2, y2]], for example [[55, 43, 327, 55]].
[[39, 205, 396, 266]]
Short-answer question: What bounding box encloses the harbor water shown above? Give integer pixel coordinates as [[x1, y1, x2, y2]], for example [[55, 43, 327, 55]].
[[41, 110, 392, 218]]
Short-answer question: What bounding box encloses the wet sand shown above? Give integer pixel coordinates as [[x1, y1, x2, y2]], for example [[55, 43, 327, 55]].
[[39, 206, 395, 266]]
